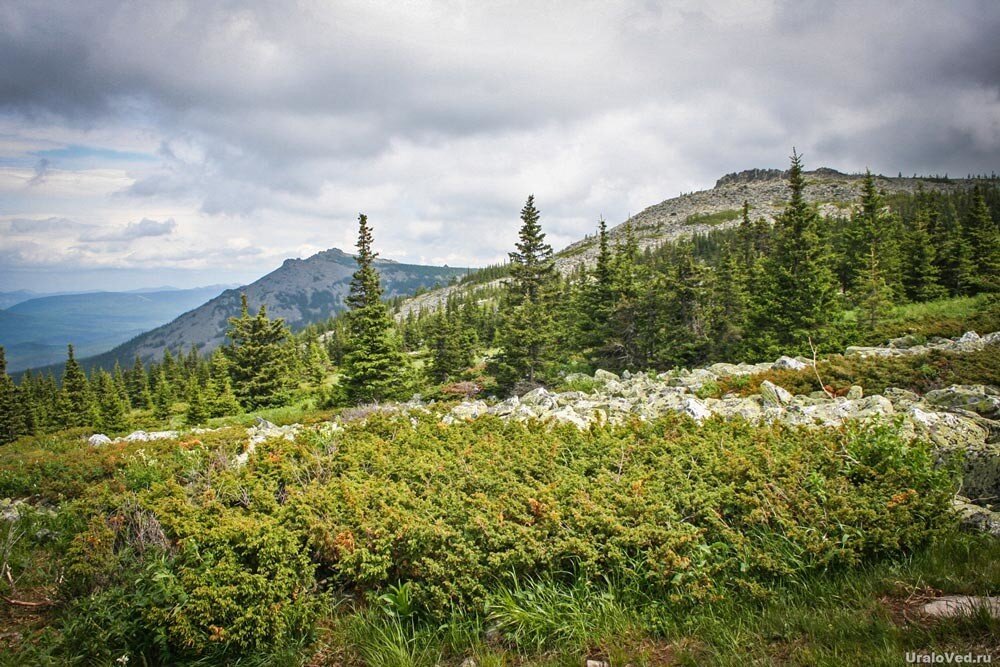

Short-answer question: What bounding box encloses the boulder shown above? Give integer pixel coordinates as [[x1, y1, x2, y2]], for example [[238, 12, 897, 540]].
[[122, 430, 179, 443], [920, 595, 1000, 619], [520, 388, 558, 409], [490, 396, 520, 417], [773, 355, 808, 370], [548, 407, 590, 429], [759, 379, 793, 406], [593, 369, 620, 383], [924, 385, 1000, 419], [451, 400, 489, 421], [953, 497, 1000, 538], [845, 345, 899, 358], [88, 433, 112, 447], [846, 385, 863, 400], [714, 396, 764, 422], [680, 397, 713, 422]]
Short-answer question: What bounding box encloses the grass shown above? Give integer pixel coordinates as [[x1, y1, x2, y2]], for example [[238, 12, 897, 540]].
[[304, 532, 999, 666], [684, 209, 742, 226]]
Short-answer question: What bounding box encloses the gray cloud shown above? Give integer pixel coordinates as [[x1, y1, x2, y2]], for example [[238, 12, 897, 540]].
[[78, 217, 177, 242], [26, 157, 50, 186], [1, 0, 999, 289]]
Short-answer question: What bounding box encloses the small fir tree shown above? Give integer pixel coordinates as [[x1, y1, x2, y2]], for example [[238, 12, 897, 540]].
[[340, 214, 411, 404]]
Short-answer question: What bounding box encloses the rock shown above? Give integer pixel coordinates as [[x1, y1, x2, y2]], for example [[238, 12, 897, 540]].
[[845, 345, 899, 358], [490, 396, 520, 416], [548, 407, 590, 429], [88, 434, 112, 447], [594, 369, 620, 383], [888, 334, 923, 349], [714, 396, 764, 422], [953, 497, 1000, 537], [680, 397, 713, 422], [759, 380, 792, 406], [451, 400, 489, 420], [846, 385, 863, 400], [883, 387, 920, 409], [924, 385, 1000, 419], [586, 660, 611, 667], [460, 658, 478, 667], [520, 388, 558, 409], [122, 430, 179, 443], [920, 595, 1000, 619], [958, 331, 981, 344], [909, 406, 989, 449], [773, 355, 807, 370], [621, 369, 632, 379]]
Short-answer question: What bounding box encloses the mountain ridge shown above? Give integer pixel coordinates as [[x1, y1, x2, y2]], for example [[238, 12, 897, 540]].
[[35, 248, 468, 374]]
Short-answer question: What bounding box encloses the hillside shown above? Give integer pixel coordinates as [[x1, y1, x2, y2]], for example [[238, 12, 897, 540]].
[[397, 168, 984, 317], [65, 248, 468, 371], [0, 286, 232, 371]]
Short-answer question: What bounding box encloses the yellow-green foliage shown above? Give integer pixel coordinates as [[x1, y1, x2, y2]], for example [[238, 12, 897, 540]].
[[6, 414, 957, 662]]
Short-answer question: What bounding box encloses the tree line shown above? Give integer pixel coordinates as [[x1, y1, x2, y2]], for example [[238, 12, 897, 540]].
[[2, 153, 998, 443]]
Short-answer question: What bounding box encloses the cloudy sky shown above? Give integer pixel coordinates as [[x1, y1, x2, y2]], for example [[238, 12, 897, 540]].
[[2, 0, 999, 292]]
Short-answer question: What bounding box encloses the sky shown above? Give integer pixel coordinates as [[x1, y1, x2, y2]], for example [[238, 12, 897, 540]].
[[1, 1, 999, 292]]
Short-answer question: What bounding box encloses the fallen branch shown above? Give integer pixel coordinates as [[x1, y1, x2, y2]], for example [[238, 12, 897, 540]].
[[809, 336, 835, 399], [2, 595, 52, 608]]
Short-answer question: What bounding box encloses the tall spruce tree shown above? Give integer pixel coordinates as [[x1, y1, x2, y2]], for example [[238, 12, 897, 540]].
[[965, 187, 1000, 291], [185, 376, 209, 425], [490, 196, 557, 388], [0, 347, 24, 445], [223, 294, 295, 409], [153, 371, 173, 421], [341, 214, 410, 404], [750, 151, 842, 357], [94, 369, 129, 433], [933, 200, 976, 295], [902, 200, 947, 302], [576, 219, 614, 362], [56, 344, 95, 428]]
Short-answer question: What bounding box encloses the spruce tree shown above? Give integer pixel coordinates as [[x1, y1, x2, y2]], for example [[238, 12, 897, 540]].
[[857, 244, 894, 331], [490, 196, 557, 388], [934, 200, 976, 295], [965, 187, 1000, 291], [710, 242, 749, 359], [577, 219, 614, 362], [340, 214, 411, 404], [153, 371, 173, 421], [750, 151, 842, 357], [185, 377, 209, 425], [305, 339, 330, 385], [0, 347, 24, 445], [902, 201, 947, 302], [94, 369, 129, 433], [56, 344, 95, 428], [223, 294, 295, 409]]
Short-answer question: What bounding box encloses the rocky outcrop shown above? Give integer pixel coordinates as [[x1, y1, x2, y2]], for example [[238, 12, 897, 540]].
[[846, 331, 999, 358]]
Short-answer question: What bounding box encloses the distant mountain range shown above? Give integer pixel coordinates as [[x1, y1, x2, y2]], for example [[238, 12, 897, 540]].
[[29, 248, 468, 374], [1, 286, 236, 371]]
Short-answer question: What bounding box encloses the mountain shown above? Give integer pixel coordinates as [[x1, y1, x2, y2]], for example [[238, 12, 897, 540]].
[[61, 248, 468, 372], [397, 168, 984, 317], [1, 286, 235, 371]]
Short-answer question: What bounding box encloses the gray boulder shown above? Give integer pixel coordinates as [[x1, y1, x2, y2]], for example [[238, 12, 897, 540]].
[[88, 434, 112, 447], [924, 385, 1000, 419], [774, 355, 808, 370], [759, 380, 793, 406], [593, 369, 620, 383]]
